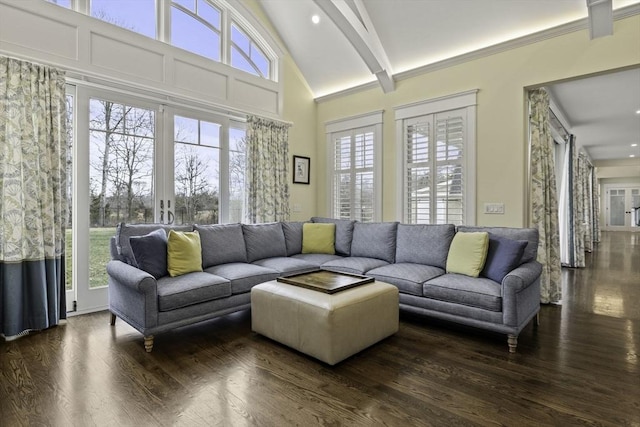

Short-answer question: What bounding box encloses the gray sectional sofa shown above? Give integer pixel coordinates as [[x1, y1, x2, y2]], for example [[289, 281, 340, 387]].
[[107, 218, 541, 353]]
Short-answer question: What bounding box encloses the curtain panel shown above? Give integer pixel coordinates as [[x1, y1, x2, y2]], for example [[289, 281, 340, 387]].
[[0, 56, 68, 339], [529, 89, 562, 304], [245, 115, 291, 223]]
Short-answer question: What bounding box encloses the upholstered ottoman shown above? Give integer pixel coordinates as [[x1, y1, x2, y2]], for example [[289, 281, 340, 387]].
[[251, 280, 399, 365]]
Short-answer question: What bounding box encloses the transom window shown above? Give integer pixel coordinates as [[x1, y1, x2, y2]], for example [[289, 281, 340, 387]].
[[47, 0, 276, 81], [171, 0, 222, 62]]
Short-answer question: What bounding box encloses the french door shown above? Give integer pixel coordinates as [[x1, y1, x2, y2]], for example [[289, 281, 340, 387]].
[[69, 88, 163, 313], [67, 89, 247, 314], [604, 185, 640, 231]]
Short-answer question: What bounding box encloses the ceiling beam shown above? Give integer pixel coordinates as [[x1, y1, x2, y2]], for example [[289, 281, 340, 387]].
[[586, 0, 613, 39], [313, 0, 395, 93]]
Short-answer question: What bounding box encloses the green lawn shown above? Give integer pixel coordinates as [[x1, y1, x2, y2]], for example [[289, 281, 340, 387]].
[[66, 227, 116, 290]]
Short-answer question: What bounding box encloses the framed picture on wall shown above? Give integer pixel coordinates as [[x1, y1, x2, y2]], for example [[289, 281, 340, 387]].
[[293, 155, 310, 184]]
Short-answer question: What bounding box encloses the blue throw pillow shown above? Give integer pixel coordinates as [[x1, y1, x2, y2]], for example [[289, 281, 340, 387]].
[[481, 234, 528, 283], [129, 228, 168, 279]]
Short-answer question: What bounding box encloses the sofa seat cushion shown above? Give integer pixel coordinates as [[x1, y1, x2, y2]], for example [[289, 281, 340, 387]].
[[321, 257, 389, 275], [205, 263, 279, 295], [252, 257, 318, 276], [156, 272, 231, 312], [423, 274, 502, 312], [367, 263, 445, 296], [290, 253, 344, 267]]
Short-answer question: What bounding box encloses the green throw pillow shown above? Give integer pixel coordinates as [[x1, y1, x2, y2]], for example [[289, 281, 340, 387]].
[[446, 232, 490, 278], [167, 230, 203, 277], [302, 223, 336, 254]]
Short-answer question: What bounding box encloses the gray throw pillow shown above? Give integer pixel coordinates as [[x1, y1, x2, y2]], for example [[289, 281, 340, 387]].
[[129, 228, 168, 279]]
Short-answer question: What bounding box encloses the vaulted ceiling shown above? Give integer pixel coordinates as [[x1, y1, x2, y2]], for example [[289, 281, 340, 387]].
[[259, 0, 640, 163]]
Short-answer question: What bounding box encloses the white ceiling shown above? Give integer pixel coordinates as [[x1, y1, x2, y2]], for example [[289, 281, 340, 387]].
[[548, 68, 640, 162], [259, 0, 640, 163]]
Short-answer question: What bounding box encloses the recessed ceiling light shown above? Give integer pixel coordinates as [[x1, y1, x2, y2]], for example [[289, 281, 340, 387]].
[[632, 143, 638, 147], [631, 155, 636, 158], [636, 109, 640, 114], [311, 14, 320, 24]]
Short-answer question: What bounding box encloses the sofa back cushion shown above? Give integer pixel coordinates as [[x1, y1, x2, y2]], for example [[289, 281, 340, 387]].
[[457, 226, 539, 265], [302, 223, 336, 254], [195, 223, 247, 268], [115, 223, 192, 266], [311, 217, 355, 256], [281, 221, 305, 256], [243, 223, 287, 262], [350, 222, 398, 263], [395, 224, 455, 269]]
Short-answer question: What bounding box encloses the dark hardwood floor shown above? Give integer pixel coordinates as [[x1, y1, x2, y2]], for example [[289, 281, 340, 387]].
[[1, 231, 638, 426]]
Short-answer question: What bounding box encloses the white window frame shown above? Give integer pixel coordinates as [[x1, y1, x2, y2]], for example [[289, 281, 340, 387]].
[[326, 111, 383, 222], [395, 90, 477, 225]]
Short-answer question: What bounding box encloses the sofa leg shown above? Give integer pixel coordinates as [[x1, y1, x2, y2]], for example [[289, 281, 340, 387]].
[[109, 312, 116, 325], [144, 335, 154, 353], [507, 334, 518, 353], [535, 312, 540, 327]]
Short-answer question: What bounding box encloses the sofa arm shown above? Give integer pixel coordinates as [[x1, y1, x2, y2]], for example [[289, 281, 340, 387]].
[[107, 260, 159, 331], [501, 261, 542, 329], [501, 261, 543, 294], [107, 260, 157, 294]]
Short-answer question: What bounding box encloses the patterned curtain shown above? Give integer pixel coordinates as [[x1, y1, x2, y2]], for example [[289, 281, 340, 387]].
[[529, 89, 562, 304], [245, 115, 291, 223], [592, 168, 601, 243], [0, 56, 68, 339]]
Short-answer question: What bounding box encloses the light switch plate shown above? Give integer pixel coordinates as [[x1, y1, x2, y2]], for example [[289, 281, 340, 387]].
[[484, 203, 505, 214]]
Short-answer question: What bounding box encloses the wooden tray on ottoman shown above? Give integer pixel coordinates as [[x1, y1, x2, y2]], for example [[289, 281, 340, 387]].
[[276, 270, 374, 294]]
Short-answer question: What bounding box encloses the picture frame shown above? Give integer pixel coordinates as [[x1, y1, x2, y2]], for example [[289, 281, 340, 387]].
[[293, 155, 310, 184]]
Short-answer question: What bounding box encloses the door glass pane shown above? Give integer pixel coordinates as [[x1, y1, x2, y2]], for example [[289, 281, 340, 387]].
[[89, 99, 155, 287], [174, 116, 220, 225], [609, 189, 625, 226], [632, 190, 640, 227], [65, 93, 73, 292]]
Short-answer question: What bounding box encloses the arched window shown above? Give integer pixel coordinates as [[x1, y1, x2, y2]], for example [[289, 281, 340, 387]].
[[50, 0, 277, 81], [170, 0, 222, 62]]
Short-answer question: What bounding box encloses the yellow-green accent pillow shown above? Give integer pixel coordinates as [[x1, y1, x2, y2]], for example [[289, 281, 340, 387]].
[[446, 232, 490, 277], [167, 230, 203, 277], [302, 223, 336, 254]]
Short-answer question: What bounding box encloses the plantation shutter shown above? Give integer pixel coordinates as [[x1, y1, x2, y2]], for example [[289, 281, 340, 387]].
[[435, 110, 465, 224], [404, 108, 467, 225], [405, 117, 432, 223], [332, 127, 376, 221]]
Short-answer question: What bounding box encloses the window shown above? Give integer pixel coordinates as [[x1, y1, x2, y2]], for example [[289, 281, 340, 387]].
[[231, 23, 270, 78], [396, 91, 477, 225], [173, 115, 246, 225], [326, 112, 382, 222], [46, 0, 72, 8], [91, 0, 156, 39], [171, 0, 222, 61]]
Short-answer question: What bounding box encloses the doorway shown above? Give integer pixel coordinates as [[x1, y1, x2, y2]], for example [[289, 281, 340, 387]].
[[603, 185, 640, 231]]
